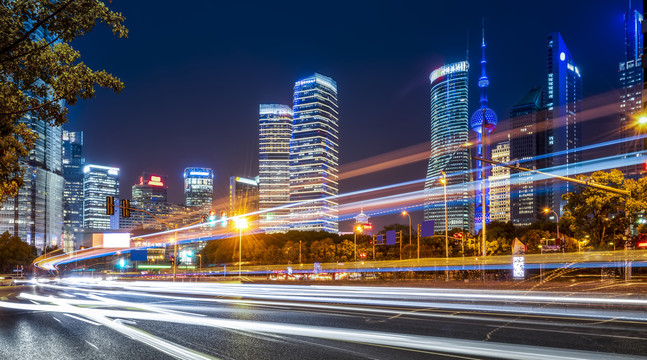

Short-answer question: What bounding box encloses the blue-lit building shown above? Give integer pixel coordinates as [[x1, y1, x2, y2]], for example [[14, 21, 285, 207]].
[[289, 73, 339, 233], [424, 61, 474, 233], [619, 7, 644, 178], [184, 167, 213, 209], [470, 28, 498, 233], [258, 104, 293, 233], [83, 164, 119, 230], [546, 33, 582, 215], [62, 131, 84, 233]]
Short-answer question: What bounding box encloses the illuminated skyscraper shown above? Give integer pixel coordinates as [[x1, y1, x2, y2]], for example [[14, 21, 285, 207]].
[[133, 173, 168, 203], [289, 73, 339, 233], [619, 7, 644, 178], [546, 33, 582, 215], [470, 27, 498, 233], [62, 131, 84, 232], [184, 167, 213, 208], [83, 164, 119, 230], [0, 25, 64, 250], [424, 61, 473, 233], [258, 104, 292, 233]]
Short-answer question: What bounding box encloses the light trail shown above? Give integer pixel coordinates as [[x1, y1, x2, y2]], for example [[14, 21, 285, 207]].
[[2, 282, 645, 359]]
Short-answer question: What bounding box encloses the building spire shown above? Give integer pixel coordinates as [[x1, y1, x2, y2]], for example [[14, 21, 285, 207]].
[[479, 18, 489, 108]]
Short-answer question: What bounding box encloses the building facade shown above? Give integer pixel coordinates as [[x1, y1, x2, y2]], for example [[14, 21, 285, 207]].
[[184, 167, 213, 209], [289, 73, 340, 233], [133, 173, 168, 203], [424, 61, 474, 233], [489, 138, 510, 223], [546, 33, 582, 215], [82, 164, 119, 230], [509, 87, 549, 226], [619, 7, 644, 178], [230, 176, 259, 226], [62, 131, 84, 233], [258, 104, 293, 233]]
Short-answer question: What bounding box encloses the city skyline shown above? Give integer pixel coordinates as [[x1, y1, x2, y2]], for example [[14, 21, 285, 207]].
[[65, 1, 634, 215]]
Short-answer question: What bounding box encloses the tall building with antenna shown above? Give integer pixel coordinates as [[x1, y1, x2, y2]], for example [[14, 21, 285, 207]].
[[424, 60, 473, 233], [470, 24, 498, 233]]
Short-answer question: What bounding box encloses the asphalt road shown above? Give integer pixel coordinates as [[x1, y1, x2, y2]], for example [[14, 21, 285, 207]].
[[1, 280, 646, 359]]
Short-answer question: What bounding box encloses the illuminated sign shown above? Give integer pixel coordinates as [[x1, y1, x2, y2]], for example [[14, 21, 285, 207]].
[[93, 233, 130, 248], [147, 175, 165, 187], [235, 177, 258, 186], [513, 256, 525, 279], [560, 52, 566, 61], [637, 241, 647, 248], [429, 61, 469, 84], [189, 171, 211, 176]]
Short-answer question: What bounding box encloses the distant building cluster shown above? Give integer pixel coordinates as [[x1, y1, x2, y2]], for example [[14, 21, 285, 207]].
[[425, 4, 644, 231]]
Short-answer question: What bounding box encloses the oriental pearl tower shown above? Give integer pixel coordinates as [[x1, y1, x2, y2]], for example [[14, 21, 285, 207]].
[[470, 22, 497, 255]]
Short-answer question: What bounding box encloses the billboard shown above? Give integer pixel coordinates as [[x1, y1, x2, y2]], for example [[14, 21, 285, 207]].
[[420, 220, 435, 237], [92, 233, 130, 248], [130, 249, 148, 261], [386, 230, 396, 245]]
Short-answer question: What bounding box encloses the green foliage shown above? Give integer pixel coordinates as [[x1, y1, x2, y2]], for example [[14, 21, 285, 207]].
[[0, 231, 36, 272], [0, 1, 127, 203]]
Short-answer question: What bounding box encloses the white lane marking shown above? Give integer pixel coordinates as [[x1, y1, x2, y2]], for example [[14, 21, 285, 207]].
[[52, 316, 61, 323], [64, 313, 101, 326], [85, 340, 99, 350], [59, 293, 75, 298], [30, 300, 39, 304]]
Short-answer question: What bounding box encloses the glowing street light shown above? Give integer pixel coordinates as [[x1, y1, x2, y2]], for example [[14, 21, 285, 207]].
[[234, 217, 248, 279], [354, 224, 363, 262], [401, 211, 412, 246], [638, 115, 647, 125], [543, 208, 560, 249]]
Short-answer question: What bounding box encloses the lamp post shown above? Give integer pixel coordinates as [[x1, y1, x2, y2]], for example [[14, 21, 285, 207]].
[[196, 254, 202, 273], [354, 225, 363, 261], [171, 237, 178, 282], [543, 208, 560, 247], [233, 217, 248, 280], [440, 171, 449, 258], [401, 211, 411, 245]]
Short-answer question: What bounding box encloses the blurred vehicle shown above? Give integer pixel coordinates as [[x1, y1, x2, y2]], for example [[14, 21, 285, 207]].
[[0, 276, 14, 286]]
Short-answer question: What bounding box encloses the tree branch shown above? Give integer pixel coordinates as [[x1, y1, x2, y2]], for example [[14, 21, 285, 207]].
[[0, 34, 61, 64], [0, 96, 63, 117], [0, 0, 75, 57]]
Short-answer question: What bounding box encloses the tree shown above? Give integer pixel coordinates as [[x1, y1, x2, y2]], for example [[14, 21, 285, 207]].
[[0, 1, 127, 203], [562, 170, 629, 247], [0, 231, 36, 272]]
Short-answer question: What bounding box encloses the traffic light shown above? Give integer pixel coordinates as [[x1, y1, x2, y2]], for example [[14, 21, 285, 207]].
[[121, 199, 130, 218], [106, 196, 115, 215], [208, 210, 216, 222]]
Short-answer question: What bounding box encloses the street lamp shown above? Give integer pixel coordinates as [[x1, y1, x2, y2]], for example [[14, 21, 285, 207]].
[[440, 172, 449, 258], [170, 237, 178, 282], [543, 208, 560, 248], [233, 217, 248, 280], [196, 254, 202, 273], [401, 211, 411, 245], [354, 225, 363, 261]]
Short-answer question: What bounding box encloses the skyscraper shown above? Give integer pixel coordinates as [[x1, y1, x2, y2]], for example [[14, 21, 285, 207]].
[[0, 20, 64, 250], [258, 104, 292, 233], [509, 87, 549, 226], [546, 33, 582, 215], [470, 27, 498, 232], [132, 173, 168, 203], [289, 73, 339, 233], [230, 176, 259, 226], [62, 131, 84, 233], [619, 7, 644, 178], [424, 61, 473, 233], [83, 164, 119, 230], [184, 167, 213, 209], [0, 112, 64, 250]]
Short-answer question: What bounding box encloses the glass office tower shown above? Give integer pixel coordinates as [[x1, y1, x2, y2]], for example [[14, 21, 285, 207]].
[[258, 104, 293, 233], [62, 131, 84, 233], [289, 73, 339, 233], [83, 164, 119, 230], [184, 167, 213, 209], [619, 7, 644, 178], [546, 33, 582, 215], [424, 61, 473, 233]]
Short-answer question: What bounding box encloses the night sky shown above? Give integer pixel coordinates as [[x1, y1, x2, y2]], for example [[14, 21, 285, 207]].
[[66, 0, 637, 229]]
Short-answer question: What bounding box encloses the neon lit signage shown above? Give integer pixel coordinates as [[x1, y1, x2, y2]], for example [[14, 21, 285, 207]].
[[429, 61, 469, 84], [147, 175, 164, 187]]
